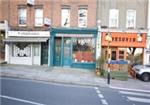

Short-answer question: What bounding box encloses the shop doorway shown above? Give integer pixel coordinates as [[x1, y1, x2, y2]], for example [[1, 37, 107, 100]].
[[63, 38, 71, 66], [33, 44, 40, 65], [54, 37, 72, 67], [54, 37, 62, 66], [41, 42, 48, 65], [0, 31, 5, 63]]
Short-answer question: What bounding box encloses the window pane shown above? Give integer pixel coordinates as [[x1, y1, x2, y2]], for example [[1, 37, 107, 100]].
[[35, 18, 43, 26], [61, 8, 70, 27], [109, 9, 118, 28], [126, 10, 136, 28], [73, 38, 95, 63], [35, 9, 43, 26], [13, 43, 31, 57], [18, 8, 26, 25], [111, 51, 116, 60], [78, 8, 87, 27]]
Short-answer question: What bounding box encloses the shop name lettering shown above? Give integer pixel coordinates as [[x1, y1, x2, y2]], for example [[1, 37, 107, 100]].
[[18, 32, 40, 35]]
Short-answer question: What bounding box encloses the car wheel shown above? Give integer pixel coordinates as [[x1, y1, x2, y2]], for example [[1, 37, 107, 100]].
[[141, 73, 150, 82]]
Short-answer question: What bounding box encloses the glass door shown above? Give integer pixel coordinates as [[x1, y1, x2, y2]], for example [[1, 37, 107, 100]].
[[63, 38, 71, 66], [54, 37, 62, 66]]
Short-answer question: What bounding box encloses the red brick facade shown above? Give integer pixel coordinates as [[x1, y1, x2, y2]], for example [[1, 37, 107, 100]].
[[3, 0, 96, 30]]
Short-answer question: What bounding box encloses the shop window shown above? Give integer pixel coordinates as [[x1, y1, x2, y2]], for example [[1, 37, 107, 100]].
[[72, 38, 95, 63], [109, 9, 119, 28], [12, 43, 31, 57], [18, 8, 27, 26], [126, 10, 136, 29], [78, 6, 87, 27], [61, 7, 70, 27], [119, 51, 124, 60], [35, 8, 43, 26], [111, 51, 116, 60]]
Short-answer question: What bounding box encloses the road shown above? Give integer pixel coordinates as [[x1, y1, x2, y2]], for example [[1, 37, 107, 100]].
[[0, 77, 150, 105]]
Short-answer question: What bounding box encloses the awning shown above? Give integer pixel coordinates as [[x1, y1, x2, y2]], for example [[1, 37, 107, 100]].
[[3, 37, 49, 43]]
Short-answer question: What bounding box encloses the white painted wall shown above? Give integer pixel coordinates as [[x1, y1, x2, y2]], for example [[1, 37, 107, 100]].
[[10, 57, 32, 65], [144, 0, 150, 65]]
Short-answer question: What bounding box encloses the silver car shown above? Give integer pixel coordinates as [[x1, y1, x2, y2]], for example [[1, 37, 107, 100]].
[[132, 64, 150, 82]]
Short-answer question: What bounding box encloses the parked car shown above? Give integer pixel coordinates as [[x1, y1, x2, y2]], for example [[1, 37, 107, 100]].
[[132, 64, 150, 82]]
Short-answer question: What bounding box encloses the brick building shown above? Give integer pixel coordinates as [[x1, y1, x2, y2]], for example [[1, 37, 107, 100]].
[[0, 0, 9, 63], [3, 0, 98, 69], [4, 0, 51, 65], [97, 0, 148, 71], [49, 0, 97, 69]]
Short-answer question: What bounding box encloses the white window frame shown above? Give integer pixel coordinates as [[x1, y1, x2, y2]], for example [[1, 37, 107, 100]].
[[126, 10, 136, 29], [18, 8, 27, 26], [35, 8, 43, 26], [109, 9, 119, 28], [61, 8, 70, 27], [78, 8, 87, 28]]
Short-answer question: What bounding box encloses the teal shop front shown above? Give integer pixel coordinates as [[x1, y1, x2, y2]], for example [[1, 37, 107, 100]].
[[49, 28, 97, 70]]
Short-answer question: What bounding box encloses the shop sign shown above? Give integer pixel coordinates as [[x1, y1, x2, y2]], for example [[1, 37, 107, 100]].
[[56, 34, 93, 37], [8, 31, 50, 37]]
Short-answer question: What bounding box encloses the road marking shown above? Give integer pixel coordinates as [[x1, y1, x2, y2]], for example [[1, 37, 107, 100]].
[[94, 87, 98, 90], [96, 90, 101, 94], [109, 86, 150, 93], [98, 93, 104, 98], [120, 91, 150, 97], [101, 99, 108, 105], [127, 96, 150, 104], [0, 95, 45, 105]]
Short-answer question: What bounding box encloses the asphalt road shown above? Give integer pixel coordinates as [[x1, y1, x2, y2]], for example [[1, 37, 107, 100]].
[[1, 77, 150, 105]]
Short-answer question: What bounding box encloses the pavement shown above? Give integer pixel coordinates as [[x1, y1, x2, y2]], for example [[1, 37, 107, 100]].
[[0, 64, 150, 91]]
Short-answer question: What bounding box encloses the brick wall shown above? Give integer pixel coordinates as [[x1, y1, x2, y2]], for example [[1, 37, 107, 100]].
[[6, 0, 96, 29]]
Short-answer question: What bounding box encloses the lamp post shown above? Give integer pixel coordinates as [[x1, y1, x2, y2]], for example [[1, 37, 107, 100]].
[[105, 32, 112, 84]]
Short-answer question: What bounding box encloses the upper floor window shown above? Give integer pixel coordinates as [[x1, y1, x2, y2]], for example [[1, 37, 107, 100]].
[[78, 7, 87, 28], [109, 9, 119, 28], [35, 8, 43, 26], [61, 7, 70, 27], [126, 10, 136, 29], [18, 8, 27, 26]]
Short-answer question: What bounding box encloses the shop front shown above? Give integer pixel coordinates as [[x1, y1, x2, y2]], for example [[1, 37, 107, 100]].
[[4, 31, 49, 65], [101, 31, 146, 71], [49, 28, 97, 69]]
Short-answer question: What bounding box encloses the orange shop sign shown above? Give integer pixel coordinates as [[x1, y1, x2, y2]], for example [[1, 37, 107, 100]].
[[101, 32, 146, 48]]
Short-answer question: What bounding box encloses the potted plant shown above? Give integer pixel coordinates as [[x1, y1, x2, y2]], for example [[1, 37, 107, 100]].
[[96, 56, 106, 76]]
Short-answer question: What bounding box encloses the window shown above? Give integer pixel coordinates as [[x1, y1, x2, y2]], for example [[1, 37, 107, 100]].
[[35, 8, 43, 26], [78, 7, 87, 27], [18, 8, 27, 26], [61, 8, 70, 27], [72, 38, 95, 63], [119, 51, 124, 60], [12, 43, 31, 57], [126, 10, 136, 29], [111, 51, 116, 60], [109, 9, 119, 28]]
